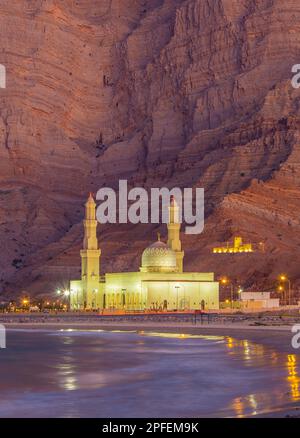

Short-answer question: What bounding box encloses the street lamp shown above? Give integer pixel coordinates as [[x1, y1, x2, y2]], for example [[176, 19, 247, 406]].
[[278, 285, 284, 297], [237, 287, 243, 301], [220, 277, 234, 308], [22, 298, 29, 308], [63, 290, 70, 311], [279, 275, 292, 306]]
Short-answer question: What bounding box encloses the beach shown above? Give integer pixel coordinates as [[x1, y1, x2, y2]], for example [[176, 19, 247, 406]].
[[0, 311, 299, 353], [1, 312, 300, 418]]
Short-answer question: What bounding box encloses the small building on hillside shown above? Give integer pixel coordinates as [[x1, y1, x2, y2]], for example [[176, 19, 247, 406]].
[[213, 237, 253, 254]]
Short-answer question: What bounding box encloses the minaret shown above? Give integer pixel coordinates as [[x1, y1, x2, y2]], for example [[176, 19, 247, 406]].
[[80, 193, 101, 309], [167, 196, 184, 273]]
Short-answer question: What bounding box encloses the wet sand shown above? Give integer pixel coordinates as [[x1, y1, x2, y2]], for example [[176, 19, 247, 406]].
[[1, 320, 297, 353], [0, 311, 298, 354]]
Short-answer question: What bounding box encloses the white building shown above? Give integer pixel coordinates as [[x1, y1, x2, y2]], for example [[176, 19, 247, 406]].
[[240, 291, 279, 310]]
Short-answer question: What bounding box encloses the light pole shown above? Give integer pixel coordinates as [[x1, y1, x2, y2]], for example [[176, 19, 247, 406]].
[[237, 287, 243, 302], [64, 290, 70, 311], [220, 277, 234, 309], [278, 285, 284, 305], [56, 290, 62, 310], [279, 275, 292, 306]]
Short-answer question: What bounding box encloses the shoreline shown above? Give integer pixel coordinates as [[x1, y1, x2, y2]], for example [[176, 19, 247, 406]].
[[2, 321, 293, 331], [2, 320, 297, 354]]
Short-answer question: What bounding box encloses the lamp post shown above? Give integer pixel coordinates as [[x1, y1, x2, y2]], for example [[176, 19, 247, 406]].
[[279, 275, 291, 306], [220, 277, 234, 309], [56, 290, 62, 310], [278, 285, 284, 305], [237, 287, 243, 301], [22, 298, 29, 310], [64, 290, 70, 311]]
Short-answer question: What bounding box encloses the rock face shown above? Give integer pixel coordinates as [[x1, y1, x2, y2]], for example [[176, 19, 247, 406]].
[[0, 0, 300, 297]]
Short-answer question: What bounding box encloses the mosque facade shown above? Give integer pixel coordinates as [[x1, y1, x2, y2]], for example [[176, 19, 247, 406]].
[[70, 194, 219, 311]]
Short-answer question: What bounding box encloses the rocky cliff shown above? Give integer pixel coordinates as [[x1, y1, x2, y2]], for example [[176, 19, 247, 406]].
[[0, 0, 300, 297]]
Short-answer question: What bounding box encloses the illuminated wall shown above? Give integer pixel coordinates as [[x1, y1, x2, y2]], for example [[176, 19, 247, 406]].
[[213, 236, 253, 254]]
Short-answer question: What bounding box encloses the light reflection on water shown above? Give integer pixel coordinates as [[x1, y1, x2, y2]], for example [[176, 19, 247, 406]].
[[0, 329, 299, 418], [287, 354, 300, 401], [137, 331, 224, 341], [223, 337, 300, 417]]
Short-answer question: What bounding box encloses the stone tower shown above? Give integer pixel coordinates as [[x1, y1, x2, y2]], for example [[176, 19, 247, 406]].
[[167, 196, 184, 273], [80, 193, 101, 309]]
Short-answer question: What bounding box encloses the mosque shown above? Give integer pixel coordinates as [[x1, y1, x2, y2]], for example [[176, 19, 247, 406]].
[[70, 194, 219, 311]]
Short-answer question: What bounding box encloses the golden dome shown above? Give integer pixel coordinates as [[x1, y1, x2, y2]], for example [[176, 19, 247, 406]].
[[141, 240, 177, 273]]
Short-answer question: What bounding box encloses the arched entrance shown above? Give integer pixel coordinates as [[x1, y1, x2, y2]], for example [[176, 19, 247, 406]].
[[180, 298, 190, 310]]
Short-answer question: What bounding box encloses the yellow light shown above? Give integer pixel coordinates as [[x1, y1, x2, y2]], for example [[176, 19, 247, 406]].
[[22, 299, 28, 305], [280, 275, 287, 281], [227, 337, 234, 348], [286, 355, 300, 401], [288, 354, 296, 363]]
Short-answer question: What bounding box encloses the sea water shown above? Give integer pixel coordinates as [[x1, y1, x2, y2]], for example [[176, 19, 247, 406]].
[[0, 329, 298, 418]]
